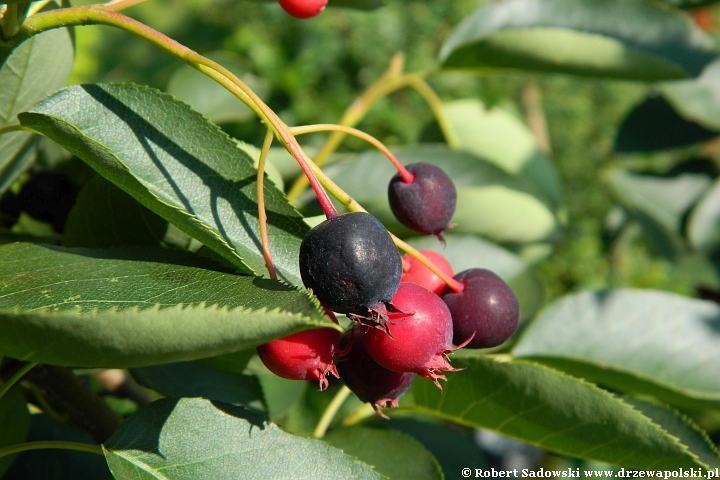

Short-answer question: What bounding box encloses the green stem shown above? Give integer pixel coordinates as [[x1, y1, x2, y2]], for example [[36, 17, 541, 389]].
[[0, 124, 29, 136], [6, 4, 337, 217], [290, 124, 413, 183], [405, 76, 459, 149], [313, 385, 352, 439], [0, 362, 37, 402], [257, 128, 277, 281], [0, 441, 104, 459]]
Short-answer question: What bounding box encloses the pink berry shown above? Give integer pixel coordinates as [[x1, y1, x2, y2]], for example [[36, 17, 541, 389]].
[[401, 250, 454, 295], [335, 327, 415, 418], [360, 282, 463, 389], [256, 311, 340, 390], [278, 0, 327, 19]]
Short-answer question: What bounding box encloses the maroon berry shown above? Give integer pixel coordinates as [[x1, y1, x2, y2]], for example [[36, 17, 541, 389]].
[[361, 282, 462, 389], [335, 327, 415, 418], [278, 0, 327, 18], [441, 269, 519, 349], [388, 163, 456, 240], [401, 250, 454, 295], [256, 311, 340, 390], [299, 212, 402, 328]]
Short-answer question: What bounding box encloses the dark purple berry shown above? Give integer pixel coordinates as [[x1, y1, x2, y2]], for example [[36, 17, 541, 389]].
[[441, 269, 519, 349], [299, 212, 402, 326], [0, 191, 21, 229], [336, 327, 415, 418], [388, 163, 456, 240], [17, 169, 77, 233]]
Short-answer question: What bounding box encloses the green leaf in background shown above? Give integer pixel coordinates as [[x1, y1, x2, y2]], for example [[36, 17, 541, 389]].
[[413, 354, 719, 469], [0, 14, 73, 193], [614, 94, 718, 152], [513, 289, 720, 411], [130, 361, 264, 412], [167, 51, 268, 125], [0, 384, 31, 477], [323, 426, 443, 480], [0, 242, 332, 367], [244, 0, 384, 11], [687, 176, 720, 251], [18, 83, 308, 285], [322, 145, 560, 244], [605, 169, 712, 259], [443, 99, 563, 207], [407, 234, 544, 322], [63, 175, 189, 249], [103, 397, 384, 480], [662, 59, 720, 132], [439, 0, 717, 81]]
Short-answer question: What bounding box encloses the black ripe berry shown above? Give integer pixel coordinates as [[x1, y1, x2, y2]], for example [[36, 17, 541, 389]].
[[388, 163, 456, 240], [0, 191, 21, 229], [441, 269, 520, 349], [336, 327, 415, 418], [17, 169, 77, 233], [299, 212, 402, 326]]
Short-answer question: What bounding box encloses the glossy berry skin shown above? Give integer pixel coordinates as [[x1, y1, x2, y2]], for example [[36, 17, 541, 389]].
[[388, 163, 456, 240], [17, 169, 77, 233], [441, 269, 520, 349], [361, 282, 460, 389], [256, 314, 340, 390], [401, 250, 454, 295], [299, 212, 402, 324], [278, 0, 327, 18], [336, 327, 415, 418]]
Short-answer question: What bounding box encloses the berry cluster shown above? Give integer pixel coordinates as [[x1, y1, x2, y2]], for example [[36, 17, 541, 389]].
[[257, 162, 520, 416]]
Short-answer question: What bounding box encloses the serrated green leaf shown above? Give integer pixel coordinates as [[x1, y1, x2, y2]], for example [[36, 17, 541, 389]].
[[443, 99, 562, 207], [0, 242, 332, 367], [688, 176, 720, 251], [18, 83, 308, 285], [323, 426, 443, 480], [130, 361, 264, 411], [439, 0, 717, 81], [661, 60, 720, 134], [322, 145, 559, 244], [103, 397, 384, 480], [167, 51, 267, 125], [407, 234, 544, 322], [606, 169, 712, 258], [413, 354, 715, 469], [1, 15, 73, 193], [614, 94, 718, 153], [513, 289, 720, 411], [0, 384, 31, 477], [63, 175, 190, 249]]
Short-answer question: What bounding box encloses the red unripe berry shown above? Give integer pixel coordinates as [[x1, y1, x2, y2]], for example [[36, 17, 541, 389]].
[[441, 269, 519, 349], [361, 282, 461, 389], [401, 250, 454, 295], [335, 327, 415, 418], [278, 0, 327, 19], [256, 311, 340, 390]]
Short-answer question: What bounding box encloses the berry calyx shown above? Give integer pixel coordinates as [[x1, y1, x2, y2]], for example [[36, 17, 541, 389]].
[[335, 327, 415, 418], [278, 0, 327, 19], [299, 211, 402, 329], [256, 311, 340, 390], [401, 250, 454, 295], [441, 269, 520, 349], [388, 163, 456, 241], [361, 282, 463, 389]]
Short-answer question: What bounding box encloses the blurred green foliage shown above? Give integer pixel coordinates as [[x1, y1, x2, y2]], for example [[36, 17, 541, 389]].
[[69, 0, 718, 304]]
